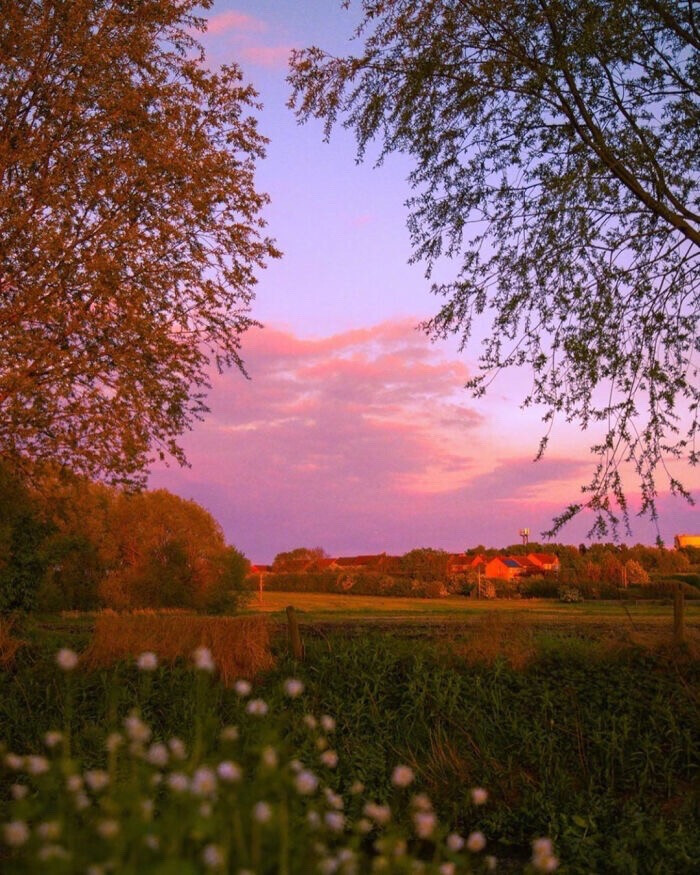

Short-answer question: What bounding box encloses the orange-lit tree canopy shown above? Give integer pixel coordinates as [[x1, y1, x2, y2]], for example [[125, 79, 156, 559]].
[[0, 0, 280, 485]]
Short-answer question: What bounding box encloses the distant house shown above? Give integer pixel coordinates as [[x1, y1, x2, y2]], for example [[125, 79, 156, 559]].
[[469, 554, 488, 570], [312, 557, 338, 571], [674, 534, 700, 550], [250, 564, 271, 574], [484, 556, 527, 580], [334, 554, 387, 569], [277, 558, 314, 574], [525, 553, 560, 573], [447, 553, 471, 574]]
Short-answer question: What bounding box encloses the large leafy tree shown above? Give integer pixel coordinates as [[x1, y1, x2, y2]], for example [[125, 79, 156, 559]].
[[0, 0, 279, 485], [289, 0, 699, 536]]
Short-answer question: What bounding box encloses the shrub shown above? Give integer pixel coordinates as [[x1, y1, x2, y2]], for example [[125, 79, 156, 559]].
[[519, 577, 559, 598], [558, 585, 583, 602]]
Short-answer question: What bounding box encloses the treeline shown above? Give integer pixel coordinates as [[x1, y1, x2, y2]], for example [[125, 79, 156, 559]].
[[249, 543, 699, 600], [0, 461, 248, 614]]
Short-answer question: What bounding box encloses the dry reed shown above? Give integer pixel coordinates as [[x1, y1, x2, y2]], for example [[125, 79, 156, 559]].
[[0, 618, 25, 667], [82, 613, 274, 685], [456, 612, 537, 670]]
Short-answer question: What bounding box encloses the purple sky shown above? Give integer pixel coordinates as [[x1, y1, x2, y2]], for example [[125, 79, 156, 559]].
[[151, 2, 698, 562]]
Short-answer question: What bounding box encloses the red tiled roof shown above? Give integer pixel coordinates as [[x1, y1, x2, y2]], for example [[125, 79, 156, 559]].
[[334, 554, 386, 567]]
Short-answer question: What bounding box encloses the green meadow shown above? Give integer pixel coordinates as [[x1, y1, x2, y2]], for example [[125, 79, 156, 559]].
[[1, 607, 698, 873]]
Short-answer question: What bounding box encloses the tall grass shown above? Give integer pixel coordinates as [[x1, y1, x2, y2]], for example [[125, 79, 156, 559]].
[[0, 618, 24, 667], [81, 613, 273, 685]]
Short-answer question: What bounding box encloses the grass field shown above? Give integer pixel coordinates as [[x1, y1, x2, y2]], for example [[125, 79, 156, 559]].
[[246, 590, 700, 629]]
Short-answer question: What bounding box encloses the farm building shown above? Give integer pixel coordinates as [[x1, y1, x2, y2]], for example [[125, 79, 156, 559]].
[[674, 534, 700, 549], [484, 556, 527, 580]]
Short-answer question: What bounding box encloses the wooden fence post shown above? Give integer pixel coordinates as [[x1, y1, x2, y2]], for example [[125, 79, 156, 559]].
[[286, 605, 304, 661], [673, 582, 685, 646]]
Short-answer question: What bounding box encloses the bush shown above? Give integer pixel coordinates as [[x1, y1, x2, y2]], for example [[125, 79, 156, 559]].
[[519, 577, 559, 598], [558, 585, 583, 602]]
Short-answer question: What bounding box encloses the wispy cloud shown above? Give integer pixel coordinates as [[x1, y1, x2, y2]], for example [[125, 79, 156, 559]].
[[241, 45, 293, 69], [206, 10, 266, 35]]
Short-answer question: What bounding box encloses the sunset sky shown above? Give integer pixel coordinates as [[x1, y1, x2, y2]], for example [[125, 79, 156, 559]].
[[151, 1, 699, 562]]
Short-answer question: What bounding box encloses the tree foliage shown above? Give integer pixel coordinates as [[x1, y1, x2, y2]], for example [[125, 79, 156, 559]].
[[0, 460, 49, 612], [289, 0, 699, 537], [0, 0, 279, 485]]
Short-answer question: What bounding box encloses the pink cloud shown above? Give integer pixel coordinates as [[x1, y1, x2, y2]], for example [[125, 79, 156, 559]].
[[241, 45, 292, 68], [207, 10, 266, 35], [150, 320, 696, 561]]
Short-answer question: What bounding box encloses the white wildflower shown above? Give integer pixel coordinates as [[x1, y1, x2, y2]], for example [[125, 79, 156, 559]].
[[234, 679, 251, 697], [193, 646, 215, 673], [137, 651, 158, 671], [124, 712, 151, 744], [191, 767, 217, 797], [55, 648, 78, 671], [74, 792, 90, 810], [320, 715, 336, 732], [37, 821, 61, 841], [350, 780, 365, 795], [413, 811, 437, 839], [467, 831, 486, 852], [97, 819, 120, 839], [3, 820, 29, 847], [144, 834, 160, 851], [220, 725, 239, 742], [357, 818, 373, 834], [391, 765, 414, 788], [261, 746, 278, 768], [303, 714, 318, 730], [26, 755, 49, 776], [10, 784, 27, 800], [200, 802, 213, 818], [363, 802, 392, 826], [324, 788, 344, 810], [439, 865, 456, 875], [66, 774, 83, 793], [202, 843, 225, 869], [44, 731, 63, 749], [106, 732, 123, 753], [168, 737, 187, 759], [320, 749, 338, 768], [294, 769, 319, 795], [84, 770, 110, 792], [447, 833, 465, 852], [307, 810, 321, 829], [485, 856, 498, 871], [217, 761, 242, 783], [246, 698, 268, 716], [471, 786, 488, 805], [252, 801, 272, 824], [283, 678, 304, 698], [4, 753, 23, 770], [146, 743, 169, 768], [318, 857, 338, 875], [167, 772, 189, 793], [411, 793, 433, 812], [324, 811, 345, 833], [532, 838, 559, 872]]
